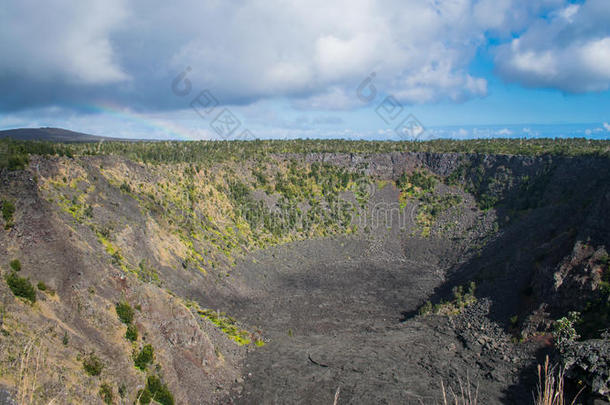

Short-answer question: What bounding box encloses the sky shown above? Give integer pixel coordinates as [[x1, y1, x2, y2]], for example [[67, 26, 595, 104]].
[[0, 0, 609, 140]]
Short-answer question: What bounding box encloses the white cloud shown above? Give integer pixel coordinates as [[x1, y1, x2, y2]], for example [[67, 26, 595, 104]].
[[1, 0, 609, 113], [494, 0, 610, 93], [603, 122, 610, 131]]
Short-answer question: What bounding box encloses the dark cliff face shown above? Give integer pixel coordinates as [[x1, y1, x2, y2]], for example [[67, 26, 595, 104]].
[[0, 150, 608, 403]]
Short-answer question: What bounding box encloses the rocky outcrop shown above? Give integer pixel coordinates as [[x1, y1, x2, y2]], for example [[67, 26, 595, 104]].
[[563, 339, 610, 400]]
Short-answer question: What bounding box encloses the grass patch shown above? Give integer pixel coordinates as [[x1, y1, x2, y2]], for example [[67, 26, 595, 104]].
[[198, 309, 253, 345]]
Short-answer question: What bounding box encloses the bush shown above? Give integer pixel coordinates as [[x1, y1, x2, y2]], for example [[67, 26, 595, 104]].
[[9, 259, 21, 272], [5, 272, 36, 303], [134, 344, 154, 370], [99, 383, 113, 404], [37, 281, 47, 291], [1, 200, 15, 227], [552, 311, 581, 349], [116, 301, 134, 324], [83, 353, 104, 376], [146, 375, 174, 405], [125, 324, 138, 341]]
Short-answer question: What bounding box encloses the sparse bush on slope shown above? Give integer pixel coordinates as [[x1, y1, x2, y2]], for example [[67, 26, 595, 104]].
[[5, 272, 36, 303]]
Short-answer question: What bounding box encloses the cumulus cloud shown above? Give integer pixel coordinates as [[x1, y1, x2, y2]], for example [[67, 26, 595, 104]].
[[494, 0, 610, 92], [0, 0, 608, 114]]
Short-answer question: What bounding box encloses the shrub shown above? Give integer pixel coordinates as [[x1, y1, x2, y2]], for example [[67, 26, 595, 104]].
[[1, 200, 15, 227], [134, 344, 154, 370], [9, 259, 21, 272], [146, 375, 174, 405], [99, 383, 113, 404], [125, 324, 138, 341], [116, 301, 134, 324], [5, 272, 36, 303], [552, 311, 581, 349], [418, 282, 476, 317], [83, 353, 104, 376], [37, 281, 47, 291]]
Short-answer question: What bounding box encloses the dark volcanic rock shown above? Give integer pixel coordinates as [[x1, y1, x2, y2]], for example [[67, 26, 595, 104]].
[[563, 339, 610, 400]]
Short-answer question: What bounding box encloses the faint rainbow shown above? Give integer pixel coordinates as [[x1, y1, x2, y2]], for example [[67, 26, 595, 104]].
[[78, 102, 199, 140]]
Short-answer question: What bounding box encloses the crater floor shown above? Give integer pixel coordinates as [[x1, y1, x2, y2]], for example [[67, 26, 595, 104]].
[[216, 236, 539, 404]]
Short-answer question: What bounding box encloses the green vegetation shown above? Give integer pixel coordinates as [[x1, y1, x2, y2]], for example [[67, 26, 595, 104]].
[[9, 259, 21, 272], [198, 309, 256, 346], [552, 311, 581, 349], [418, 282, 477, 316], [116, 300, 142, 343], [126, 324, 138, 341], [37, 281, 47, 291], [83, 353, 104, 376], [116, 301, 134, 325], [397, 170, 437, 197], [5, 272, 36, 303], [1, 200, 15, 228], [0, 139, 71, 170], [99, 383, 113, 404], [138, 375, 174, 405], [138, 388, 152, 404], [397, 170, 462, 236], [134, 344, 154, 370], [3, 138, 607, 167]]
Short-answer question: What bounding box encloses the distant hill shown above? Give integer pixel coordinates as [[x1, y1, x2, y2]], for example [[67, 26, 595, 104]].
[[0, 127, 129, 142]]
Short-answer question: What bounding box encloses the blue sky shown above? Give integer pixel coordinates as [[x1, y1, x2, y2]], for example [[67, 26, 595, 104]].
[[1, 0, 609, 140]]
